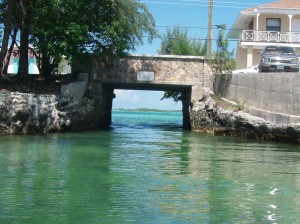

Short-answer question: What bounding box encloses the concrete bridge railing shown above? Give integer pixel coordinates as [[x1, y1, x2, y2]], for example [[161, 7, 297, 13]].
[[79, 54, 210, 82], [73, 54, 213, 100]]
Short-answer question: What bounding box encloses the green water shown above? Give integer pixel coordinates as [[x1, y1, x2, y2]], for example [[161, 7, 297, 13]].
[[1, 110, 300, 224]]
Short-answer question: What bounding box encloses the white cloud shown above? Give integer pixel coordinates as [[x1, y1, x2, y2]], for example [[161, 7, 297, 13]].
[[113, 90, 181, 110], [114, 90, 133, 94], [114, 90, 141, 103]]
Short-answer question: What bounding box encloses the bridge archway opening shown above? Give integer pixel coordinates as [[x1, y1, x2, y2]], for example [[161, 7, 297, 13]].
[[101, 82, 193, 130], [113, 90, 181, 111]]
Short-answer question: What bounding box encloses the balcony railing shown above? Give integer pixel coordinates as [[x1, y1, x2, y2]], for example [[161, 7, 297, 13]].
[[240, 30, 300, 43]]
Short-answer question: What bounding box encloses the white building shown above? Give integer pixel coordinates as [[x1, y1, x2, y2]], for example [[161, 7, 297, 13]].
[[227, 0, 300, 69], [7, 48, 39, 74], [7, 47, 71, 75]]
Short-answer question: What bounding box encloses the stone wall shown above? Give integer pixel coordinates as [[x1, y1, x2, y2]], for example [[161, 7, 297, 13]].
[[0, 74, 100, 135], [61, 73, 89, 106], [217, 72, 300, 124], [73, 54, 213, 87], [72, 54, 215, 129]]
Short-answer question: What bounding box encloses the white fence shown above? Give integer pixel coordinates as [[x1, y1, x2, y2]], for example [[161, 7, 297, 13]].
[[240, 30, 300, 43]]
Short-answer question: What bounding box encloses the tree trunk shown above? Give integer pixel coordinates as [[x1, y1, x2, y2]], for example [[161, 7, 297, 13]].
[[0, 0, 17, 78], [1, 27, 18, 75], [41, 53, 55, 77], [17, 0, 30, 81]]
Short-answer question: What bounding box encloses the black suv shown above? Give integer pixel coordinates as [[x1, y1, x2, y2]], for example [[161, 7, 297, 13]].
[[258, 46, 299, 72]]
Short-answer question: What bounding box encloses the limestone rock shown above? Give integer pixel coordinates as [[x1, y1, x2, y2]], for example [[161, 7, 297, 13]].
[[190, 93, 300, 143], [0, 89, 99, 135]]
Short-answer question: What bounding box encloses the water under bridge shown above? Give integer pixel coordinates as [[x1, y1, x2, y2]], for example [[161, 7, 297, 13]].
[[72, 54, 213, 129]]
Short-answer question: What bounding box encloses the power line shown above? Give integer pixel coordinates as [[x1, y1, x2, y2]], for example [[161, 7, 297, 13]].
[[181, 0, 257, 6], [141, 35, 238, 42], [143, 0, 257, 6], [140, 0, 256, 9], [156, 25, 242, 31]]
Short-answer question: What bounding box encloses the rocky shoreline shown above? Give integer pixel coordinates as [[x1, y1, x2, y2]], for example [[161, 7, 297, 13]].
[[190, 93, 300, 144], [1, 85, 300, 144], [0, 89, 98, 135]]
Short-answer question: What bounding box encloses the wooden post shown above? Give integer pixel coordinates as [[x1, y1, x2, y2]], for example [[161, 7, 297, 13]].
[[207, 0, 213, 56]]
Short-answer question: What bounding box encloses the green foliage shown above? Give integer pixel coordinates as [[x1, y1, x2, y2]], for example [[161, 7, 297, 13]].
[[158, 27, 205, 56], [235, 100, 245, 111], [208, 24, 236, 95], [160, 91, 182, 102], [0, 0, 156, 77], [209, 24, 235, 75], [30, 0, 156, 75], [158, 27, 205, 102], [57, 57, 69, 74], [212, 95, 245, 112]]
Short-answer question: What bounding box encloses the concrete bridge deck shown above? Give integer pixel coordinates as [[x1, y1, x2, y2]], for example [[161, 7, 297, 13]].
[[73, 54, 213, 129]]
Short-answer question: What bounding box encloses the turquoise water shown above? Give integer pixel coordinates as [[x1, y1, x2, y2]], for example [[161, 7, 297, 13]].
[[1, 110, 300, 223]]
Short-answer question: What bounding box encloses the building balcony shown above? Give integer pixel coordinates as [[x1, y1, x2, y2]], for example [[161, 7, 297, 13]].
[[239, 30, 300, 46]]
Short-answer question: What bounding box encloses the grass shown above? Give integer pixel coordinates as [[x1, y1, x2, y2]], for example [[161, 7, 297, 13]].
[[212, 95, 246, 112]]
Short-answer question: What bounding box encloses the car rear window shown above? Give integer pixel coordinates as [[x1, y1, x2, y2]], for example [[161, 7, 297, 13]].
[[264, 47, 295, 55]]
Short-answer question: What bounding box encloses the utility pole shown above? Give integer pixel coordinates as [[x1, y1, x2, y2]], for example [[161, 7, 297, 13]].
[[207, 0, 213, 57]]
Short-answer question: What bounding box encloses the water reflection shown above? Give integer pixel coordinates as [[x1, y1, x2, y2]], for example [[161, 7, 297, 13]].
[[0, 111, 300, 223], [0, 134, 71, 223]]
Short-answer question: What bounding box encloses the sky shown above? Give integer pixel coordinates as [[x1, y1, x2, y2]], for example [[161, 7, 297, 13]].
[[112, 0, 275, 110]]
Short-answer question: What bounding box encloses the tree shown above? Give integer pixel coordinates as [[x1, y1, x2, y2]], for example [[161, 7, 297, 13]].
[[158, 27, 205, 56], [29, 0, 156, 77], [158, 27, 205, 102], [209, 24, 235, 94], [0, 0, 156, 78], [0, 0, 17, 77], [17, 0, 30, 80]]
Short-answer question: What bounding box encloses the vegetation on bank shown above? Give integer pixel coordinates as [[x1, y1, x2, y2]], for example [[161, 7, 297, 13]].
[[212, 95, 246, 112], [208, 25, 236, 94], [208, 25, 235, 77], [0, 73, 76, 94], [158, 27, 206, 103], [158, 25, 236, 103], [0, 0, 156, 83]]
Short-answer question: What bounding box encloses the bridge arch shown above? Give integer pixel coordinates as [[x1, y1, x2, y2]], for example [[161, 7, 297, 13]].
[[102, 82, 193, 129], [73, 54, 213, 130]]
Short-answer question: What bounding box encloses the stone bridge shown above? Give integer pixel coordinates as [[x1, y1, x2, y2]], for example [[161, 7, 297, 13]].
[[72, 54, 213, 129]]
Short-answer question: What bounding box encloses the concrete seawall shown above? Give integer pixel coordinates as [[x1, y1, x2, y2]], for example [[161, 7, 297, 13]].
[[216, 72, 300, 124]]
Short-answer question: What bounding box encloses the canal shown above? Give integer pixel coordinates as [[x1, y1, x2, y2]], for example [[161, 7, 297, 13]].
[[0, 110, 300, 223]]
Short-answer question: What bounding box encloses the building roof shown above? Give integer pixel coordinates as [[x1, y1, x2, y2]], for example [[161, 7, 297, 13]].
[[243, 0, 300, 12], [227, 0, 300, 38]]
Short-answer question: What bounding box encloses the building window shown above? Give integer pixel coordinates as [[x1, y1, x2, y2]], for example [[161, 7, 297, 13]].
[[266, 18, 281, 32], [248, 19, 254, 30]]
